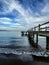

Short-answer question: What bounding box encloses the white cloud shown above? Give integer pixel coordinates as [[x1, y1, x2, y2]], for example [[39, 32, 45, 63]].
[[0, 17, 11, 21], [41, 4, 49, 14], [1, 21, 11, 24], [5, 0, 49, 24], [0, 0, 33, 23], [0, 17, 12, 24], [10, 23, 21, 27], [34, 16, 49, 22], [0, 0, 49, 30]]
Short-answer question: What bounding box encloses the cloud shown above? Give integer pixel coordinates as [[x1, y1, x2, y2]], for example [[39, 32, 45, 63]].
[[0, 17, 11, 21], [0, 17, 12, 24], [10, 23, 21, 27], [0, 17, 25, 30], [0, 0, 33, 24], [0, 17, 21, 26], [33, 16, 49, 22], [41, 4, 49, 14], [0, 0, 49, 30], [1, 21, 11, 24]]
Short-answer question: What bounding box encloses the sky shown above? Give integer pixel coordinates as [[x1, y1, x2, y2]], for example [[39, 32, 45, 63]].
[[0, 0, 49, 30]]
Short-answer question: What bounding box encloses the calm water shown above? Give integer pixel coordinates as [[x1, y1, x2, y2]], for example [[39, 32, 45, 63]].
[[34, 34, 46, 48], [0, 31, 31, 47], [0, 31, 46, 48]]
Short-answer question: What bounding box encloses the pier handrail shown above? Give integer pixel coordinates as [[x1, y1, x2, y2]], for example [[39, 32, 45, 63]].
[[33, 21, 49, 28], [28, 21, 49, 31]]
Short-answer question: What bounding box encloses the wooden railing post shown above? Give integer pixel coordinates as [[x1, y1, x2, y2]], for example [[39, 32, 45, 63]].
[[46, 36, 49, 50], [38, 24, 40, 31], [45, 26, 47, 31]]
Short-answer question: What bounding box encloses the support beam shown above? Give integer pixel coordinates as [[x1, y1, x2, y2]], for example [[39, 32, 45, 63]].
[[28, 32, 35, 47], [32, 33, 34, 42], [36, 33, 38, 48], [46, 37, 49, 50]]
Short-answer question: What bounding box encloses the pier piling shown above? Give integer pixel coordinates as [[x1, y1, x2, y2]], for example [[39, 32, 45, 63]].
[[46, 37, 49, 50], [36, 33, 38, 48]]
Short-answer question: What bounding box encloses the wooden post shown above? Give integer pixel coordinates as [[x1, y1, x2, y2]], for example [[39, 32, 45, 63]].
[[36, 33, 38, 48], [46, 36, 49, 50], [45, 26, 47, 31], [34, 27, 36, 31], [21, 31, 24, 36], [33, 33, 34, 43], [38, 24, 40, 31], [25, 32, 27, 36]]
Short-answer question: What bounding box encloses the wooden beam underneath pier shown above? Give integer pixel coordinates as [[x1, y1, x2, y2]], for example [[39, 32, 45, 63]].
[[46, 37, 49, 50], [36, 34, 38, 48]]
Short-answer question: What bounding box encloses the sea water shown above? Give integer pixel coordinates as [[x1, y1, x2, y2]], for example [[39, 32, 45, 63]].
[[34, 34, 46, 49], [0, 31, 46, 56], [0, 31, 30, 46]]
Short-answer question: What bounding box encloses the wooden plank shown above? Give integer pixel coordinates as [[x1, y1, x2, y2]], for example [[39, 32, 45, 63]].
[[40, 21, 49, 26], [38, 33, 49, 37], [28, 31, 49, 34]]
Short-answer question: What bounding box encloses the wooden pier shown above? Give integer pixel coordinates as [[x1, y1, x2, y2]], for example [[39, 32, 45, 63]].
[[21, 21, 49, 50]]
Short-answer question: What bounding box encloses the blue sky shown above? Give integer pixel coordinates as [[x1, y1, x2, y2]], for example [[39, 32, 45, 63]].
[[0, 0, 49, 30]]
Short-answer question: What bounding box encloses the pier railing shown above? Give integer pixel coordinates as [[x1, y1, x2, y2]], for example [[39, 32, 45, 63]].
[[29, 21, 49, 31]]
